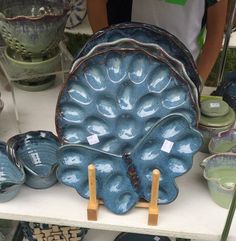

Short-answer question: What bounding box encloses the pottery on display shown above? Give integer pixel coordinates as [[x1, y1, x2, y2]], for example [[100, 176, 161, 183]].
[[7, 131, 60, 189], [0, 0, 69, 59], [208, 128, 236, 154], [57, 114, 203, 214], [75, 22, 202, 93], [198, 96, 236, 153], [56, 48, 199, 152], [4, 47, 60, 91], [0, 141, 25, 202], [201, 153, 236, 209]]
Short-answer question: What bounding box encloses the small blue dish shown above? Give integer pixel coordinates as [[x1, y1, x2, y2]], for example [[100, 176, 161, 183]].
[[0, 141, 25, 202], [57, 114, 203, 214], [7, 131, 60, 189]]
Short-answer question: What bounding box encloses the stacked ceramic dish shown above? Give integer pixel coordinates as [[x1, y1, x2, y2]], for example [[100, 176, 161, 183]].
[[0, 0, 69, 91], [198, 96, 236, 153], [55, 23, 203, 214]]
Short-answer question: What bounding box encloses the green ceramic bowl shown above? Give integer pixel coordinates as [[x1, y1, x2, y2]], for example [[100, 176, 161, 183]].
[[5, 47, 61, 80], [201, 153, 236, 209]]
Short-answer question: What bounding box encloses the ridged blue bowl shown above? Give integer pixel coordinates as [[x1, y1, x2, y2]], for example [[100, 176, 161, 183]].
[[7, 131, 60, 189], [0, 141, 25, 202]]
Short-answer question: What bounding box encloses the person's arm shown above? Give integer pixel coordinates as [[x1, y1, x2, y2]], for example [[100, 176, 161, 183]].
[[197, 0, 228, 83], [87, 0, 109, 33]]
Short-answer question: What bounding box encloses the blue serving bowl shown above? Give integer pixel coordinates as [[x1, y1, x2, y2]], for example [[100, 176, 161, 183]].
[[0, 141, 25, 202], [7, 131, 60, 189]]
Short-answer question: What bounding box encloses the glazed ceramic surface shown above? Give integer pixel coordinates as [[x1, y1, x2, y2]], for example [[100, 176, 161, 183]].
[[0, 0, 69, 59], [66, 0, 87, 29], [201, 153, 236, 209], [0, 141, 25, 202], [71, 38, 199, 107], [7, 131, 60, 189], [57, 114, 203, 214], [114, 233, 171, 241], [56, 48, 199, 153], [0, 92, 3, 113], [209, 129, 236, 154], [75, 22, 201, 92], [201, 99, 229, 117]]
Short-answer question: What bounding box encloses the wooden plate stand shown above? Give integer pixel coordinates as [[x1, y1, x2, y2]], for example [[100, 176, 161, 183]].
[[87, 164, 160, 226]]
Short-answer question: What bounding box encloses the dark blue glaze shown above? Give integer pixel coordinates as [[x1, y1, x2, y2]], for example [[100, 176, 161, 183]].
[[75, 22, 201, 93], [7, 131, 60, 189], [0, 141, 25, 202], [56, 114, 203, 214]]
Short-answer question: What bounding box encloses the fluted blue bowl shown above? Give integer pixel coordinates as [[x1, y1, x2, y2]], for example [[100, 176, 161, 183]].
[[7, 131, 60, 189]]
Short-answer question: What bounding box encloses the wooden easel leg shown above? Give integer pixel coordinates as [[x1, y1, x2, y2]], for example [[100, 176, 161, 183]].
[[87, 164, 99, 221], [148, 169, 160, 226]]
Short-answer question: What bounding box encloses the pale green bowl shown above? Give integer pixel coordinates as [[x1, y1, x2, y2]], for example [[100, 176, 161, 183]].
[[201, 153, 236, 209]]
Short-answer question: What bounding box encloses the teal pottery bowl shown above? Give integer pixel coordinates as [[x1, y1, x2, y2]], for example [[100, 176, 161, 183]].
[[0, 141, 25, 202], [0, 0, 69, 59], [198, 96, 236, 153], [7, 131, 60, 189], [208, 128, 236, 154], [201, 153, 236, 209]]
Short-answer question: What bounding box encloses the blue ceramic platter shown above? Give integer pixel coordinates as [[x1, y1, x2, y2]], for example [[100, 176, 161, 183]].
[[56, 48, 198, 153], [7, 131, 60, 189], [75, 22, 201, 92], [57, 114, 203, 214], [0, 141, 25, 202], [114, 233, 171, 241], [72, 38, 199, 107]]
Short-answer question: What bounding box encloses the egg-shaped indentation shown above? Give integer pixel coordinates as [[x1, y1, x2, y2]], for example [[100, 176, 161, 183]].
[[117, 114, 139, 140], [61, 150, 85, 166], [106, 175, 124, 193], [107, 32, 124, 42], [136, 94, 159, 118], [144, 118, 159, 131], [86, 117, 110, 136], [96, 96, 118, 118], [162, 87, 187, 109], [168, 157, 188, 176], [139, 140, 160, 161], [133, 30, 152, 42], [116, 192, 135, 213], [148, 65, 171, 93], [128, 53, 149, 84], [84, 66, 106, 91], [106, 52, 126, 82], [94, 159, 114, 174], [60, 103, 85, 123], [99, 137, 121, 153], [176, 134, 202, 154], [60, 168, 81, 186], [117, 82, 137, 110], [68, 83, 92, 105], [62, 127, 86, 143]]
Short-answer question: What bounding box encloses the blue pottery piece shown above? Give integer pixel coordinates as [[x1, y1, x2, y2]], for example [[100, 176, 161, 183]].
[[114, 233, 171, 241], [0, 141, 25, 202], [7, 131, 60, 189], [0, 0, 69, 59], [75, 22, 201, 93], [57, 114, 203, 214], [71, 38, 199, 107], [56, 48, 199, 154]]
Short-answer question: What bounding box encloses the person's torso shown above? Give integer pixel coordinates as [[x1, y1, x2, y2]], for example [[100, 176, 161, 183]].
[[132, 0, 206, 60]]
